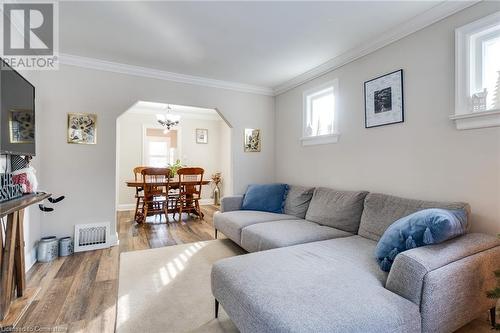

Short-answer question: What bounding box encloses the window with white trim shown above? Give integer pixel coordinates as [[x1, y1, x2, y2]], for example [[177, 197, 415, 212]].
[[143, 128, 178, 167], [301, 79, 339, 146], [452, 12, 500, 130]]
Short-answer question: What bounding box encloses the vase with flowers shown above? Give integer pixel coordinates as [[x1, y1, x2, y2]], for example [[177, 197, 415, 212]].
[[211, 172, 222, 205]]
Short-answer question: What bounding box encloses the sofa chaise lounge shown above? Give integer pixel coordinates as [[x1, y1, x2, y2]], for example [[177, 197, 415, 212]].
[[211, 186, 500, 333]]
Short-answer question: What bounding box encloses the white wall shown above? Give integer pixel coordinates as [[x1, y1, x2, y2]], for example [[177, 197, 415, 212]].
[[116, 112, 228, 207], [29, 65, 275, 243], [275, 1, 500, 235]]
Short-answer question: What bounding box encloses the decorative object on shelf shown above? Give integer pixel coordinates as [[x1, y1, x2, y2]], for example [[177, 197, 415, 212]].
[[12, 166, 38, 194], [59, 237, 74, 257], [10, 155, 28, 171], [37, 236, 58, 262], [0, 173, 23, 202], [470, 88, 488, 112], [68, 113, 97, 144], [244, 128, 261, 152], [364, 69, 404, 128], [493, 71, 500, 110], [9, 109, 35, 144], [211, 172, 222, 205], [196, 128, 208, 144], [157, 104, 180, 130]]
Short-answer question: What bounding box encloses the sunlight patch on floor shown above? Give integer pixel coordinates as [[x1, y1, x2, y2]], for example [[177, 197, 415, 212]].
[[116, 293, 130, 329], [118, 241, 209, 329]]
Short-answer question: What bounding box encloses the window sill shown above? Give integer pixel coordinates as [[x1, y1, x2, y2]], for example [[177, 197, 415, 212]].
[[300, 133, 340, 146], [449, 109, 500, 130]]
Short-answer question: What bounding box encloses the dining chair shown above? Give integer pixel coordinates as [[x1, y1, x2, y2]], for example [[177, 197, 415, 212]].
[[140, 167, 174, 223], [175, 167, 205, 221], [133, 166, 148, 222]]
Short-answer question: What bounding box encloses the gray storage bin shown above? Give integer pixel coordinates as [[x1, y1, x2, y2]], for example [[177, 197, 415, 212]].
[[37, 236, 58, 262]]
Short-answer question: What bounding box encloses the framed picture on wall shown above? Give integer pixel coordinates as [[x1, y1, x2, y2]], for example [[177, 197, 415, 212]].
[[364, 69, 404, 128], [196, 128, 208, 144], [244, 128, 261, 152], [68, 113, 97, 144]]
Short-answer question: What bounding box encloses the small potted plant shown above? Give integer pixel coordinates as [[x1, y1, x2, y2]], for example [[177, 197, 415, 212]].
[[168, 159, 184, 177]]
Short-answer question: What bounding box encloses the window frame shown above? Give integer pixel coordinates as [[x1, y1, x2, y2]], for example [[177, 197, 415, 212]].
[[452, 11, 500, 130], [141, 125, 182, 167], [145, 138, 170, 167], [300, 79, 340, 146]]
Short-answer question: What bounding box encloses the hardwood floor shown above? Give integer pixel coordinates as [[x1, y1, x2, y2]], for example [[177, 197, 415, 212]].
[[16, 205, 219, 332]]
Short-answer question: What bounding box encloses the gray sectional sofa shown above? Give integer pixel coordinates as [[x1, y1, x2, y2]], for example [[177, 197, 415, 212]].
[[211, 186, 500, 333]]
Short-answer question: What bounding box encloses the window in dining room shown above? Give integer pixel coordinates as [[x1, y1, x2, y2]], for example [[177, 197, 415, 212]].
[[143, 128, 178, 167]]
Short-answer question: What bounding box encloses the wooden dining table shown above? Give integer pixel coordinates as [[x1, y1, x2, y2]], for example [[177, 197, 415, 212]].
[[125, 178, 211, 222]]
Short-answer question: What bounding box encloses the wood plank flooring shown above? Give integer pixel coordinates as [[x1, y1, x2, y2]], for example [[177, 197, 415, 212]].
[[16, 206, 219, 332]]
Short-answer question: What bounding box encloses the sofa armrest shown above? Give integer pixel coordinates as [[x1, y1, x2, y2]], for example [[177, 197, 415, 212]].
[[220, 195, 244, 213], [386, 233, 500, 333]]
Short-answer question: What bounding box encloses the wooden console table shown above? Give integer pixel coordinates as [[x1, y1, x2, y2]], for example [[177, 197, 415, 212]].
[[0, 192, 51, 328]]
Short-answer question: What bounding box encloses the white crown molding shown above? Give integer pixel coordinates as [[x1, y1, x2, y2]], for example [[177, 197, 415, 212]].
[[273, 0, 480, 95], [58, 53, 274, 96]]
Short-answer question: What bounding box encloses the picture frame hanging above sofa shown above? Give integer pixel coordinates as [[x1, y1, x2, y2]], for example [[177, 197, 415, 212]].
[[364, 69, 404, 128]]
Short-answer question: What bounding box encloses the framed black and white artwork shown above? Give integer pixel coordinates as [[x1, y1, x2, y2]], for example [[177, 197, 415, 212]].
[[364, 69, 404, 128], [196, 128, 208, 144]]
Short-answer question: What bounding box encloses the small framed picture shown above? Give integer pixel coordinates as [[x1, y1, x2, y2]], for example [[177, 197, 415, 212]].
[[364, 69, 404, 128], [244, 128, 261, 152], [68, 113, 97, 144], [196, 128, 208, 144]]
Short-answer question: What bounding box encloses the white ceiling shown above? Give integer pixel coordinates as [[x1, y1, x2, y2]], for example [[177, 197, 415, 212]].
[[60, 1, 452, 89]]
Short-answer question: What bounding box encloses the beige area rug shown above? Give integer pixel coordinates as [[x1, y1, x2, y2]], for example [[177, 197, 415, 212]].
[[117, 239, 245, 333]]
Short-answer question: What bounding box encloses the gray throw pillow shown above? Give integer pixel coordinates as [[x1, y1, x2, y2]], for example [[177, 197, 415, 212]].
[[305, 187, 368, 233], [284, 185, 315, 219]]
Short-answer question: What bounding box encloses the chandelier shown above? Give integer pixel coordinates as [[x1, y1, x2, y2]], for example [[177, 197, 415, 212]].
[[157, 105, 180, 130]]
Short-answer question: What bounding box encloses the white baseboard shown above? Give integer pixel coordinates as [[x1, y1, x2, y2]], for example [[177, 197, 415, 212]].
[[200, 198, 213, 205], [116, 204, 135, 211], [109, 232, 119, 247], [25, 248, 37, 272]]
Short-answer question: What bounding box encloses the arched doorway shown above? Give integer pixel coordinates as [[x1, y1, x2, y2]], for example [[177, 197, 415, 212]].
[[115, 100, 233, 226]]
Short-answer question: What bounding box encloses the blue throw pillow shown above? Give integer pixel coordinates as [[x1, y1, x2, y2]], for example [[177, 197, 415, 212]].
[[241, 184, 289, 214], [375, 208, 467, 272]]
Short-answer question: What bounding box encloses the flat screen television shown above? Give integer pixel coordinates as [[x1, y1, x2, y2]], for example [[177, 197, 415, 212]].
[[0, 58, 36, 156]]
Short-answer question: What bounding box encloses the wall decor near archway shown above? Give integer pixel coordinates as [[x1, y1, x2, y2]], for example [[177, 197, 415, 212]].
[[67, 113, 97, 144], [244, 128, 261, 152]]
